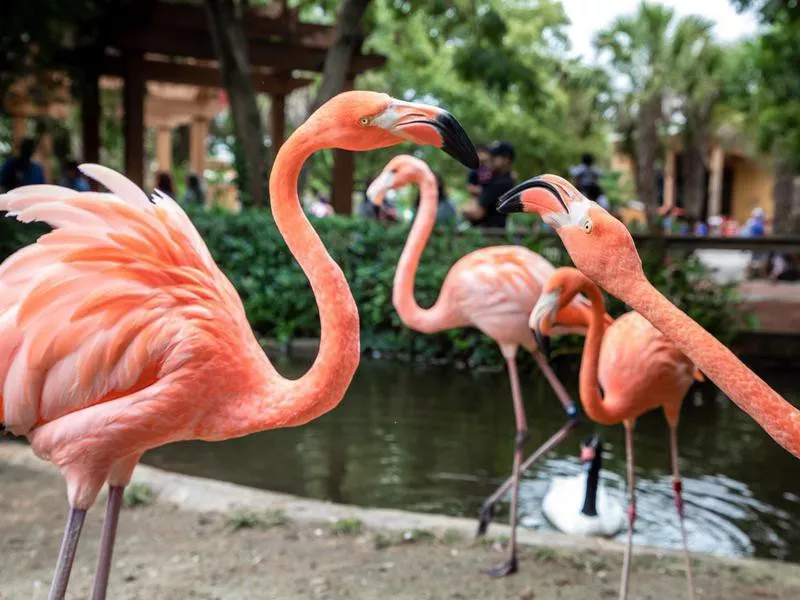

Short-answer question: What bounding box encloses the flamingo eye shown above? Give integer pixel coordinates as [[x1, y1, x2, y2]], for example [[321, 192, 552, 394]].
[[581, 218, 593, 233], [359, 117, 370, 126]]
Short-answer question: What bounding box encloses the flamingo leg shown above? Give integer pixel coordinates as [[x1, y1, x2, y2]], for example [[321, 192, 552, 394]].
[[476, 350, 579, 537], [485, 354, 526, 577], [476, 418, 578, 536], [619, 422, 636, 600], [91, 486, 125, 600], [48, 507, 87, 600], [669, 425, 696, 600]]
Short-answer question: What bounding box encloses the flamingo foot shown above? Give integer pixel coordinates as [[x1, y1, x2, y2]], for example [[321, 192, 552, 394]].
[[476, 501, 495, 537], [484, 554, 518, 577]]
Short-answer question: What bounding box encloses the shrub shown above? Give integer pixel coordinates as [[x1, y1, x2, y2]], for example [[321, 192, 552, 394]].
[[0, 206, 743, 370]]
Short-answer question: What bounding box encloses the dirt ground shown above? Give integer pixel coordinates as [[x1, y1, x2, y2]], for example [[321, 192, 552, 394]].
[[2, 461, 799, 600]]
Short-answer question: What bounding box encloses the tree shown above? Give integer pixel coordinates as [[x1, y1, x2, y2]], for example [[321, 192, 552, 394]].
[[732, 0, 800, 233], [595, 2, 676, 226], [205, 0, 269, 208], [671, 17, 723, 221], [307, 0, 372, 115]]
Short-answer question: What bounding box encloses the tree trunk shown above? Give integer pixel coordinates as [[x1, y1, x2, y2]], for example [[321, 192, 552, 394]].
[[307, 0, 372, 116], [635, 93, 662, 229], [681, 126, 707, 222], [298, 0, 372, 199], [773, 159, 800, 235], [205, 0, 269, 207]]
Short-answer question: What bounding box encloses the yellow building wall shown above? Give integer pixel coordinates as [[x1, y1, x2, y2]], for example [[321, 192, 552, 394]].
[[729, 156, 774, 223]]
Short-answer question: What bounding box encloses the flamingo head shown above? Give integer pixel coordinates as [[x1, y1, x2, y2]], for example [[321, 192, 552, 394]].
[[305, 91, 479, 168], [366, 155, 433, 207], [498, 174, 646, 298], [528, 267, 588, 343]]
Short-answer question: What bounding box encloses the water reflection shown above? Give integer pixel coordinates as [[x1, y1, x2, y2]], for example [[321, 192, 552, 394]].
[[143, 357, 800, 562]]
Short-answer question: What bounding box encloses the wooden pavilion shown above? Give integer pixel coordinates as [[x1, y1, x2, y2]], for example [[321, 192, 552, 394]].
[[4, 0, 386, 213]]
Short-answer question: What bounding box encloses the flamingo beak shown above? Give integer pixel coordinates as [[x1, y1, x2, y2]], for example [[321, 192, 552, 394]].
[[366, 171, 394, 207], [530, 289, 560, 361], [383, 101, 479, 169], [497, 177, 570, 216]]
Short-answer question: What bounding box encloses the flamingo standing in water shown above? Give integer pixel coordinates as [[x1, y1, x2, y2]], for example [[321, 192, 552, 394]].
[[366, 155, 614, 576], [496, 174, 800, 459], [0, 92, 478, 600], [531, 267, 703, 599]]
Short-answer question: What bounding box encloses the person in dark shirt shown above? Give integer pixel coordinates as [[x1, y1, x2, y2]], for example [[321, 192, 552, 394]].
[[462, 141, 515, 229], [466, 144, 492, 199], [0, 138, 45, 191]]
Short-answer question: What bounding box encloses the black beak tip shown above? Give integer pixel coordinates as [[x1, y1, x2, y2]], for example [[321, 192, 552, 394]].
[[434, 111, 479, 169], [533, 328, 551, 361], [497, 194, 523, 215]]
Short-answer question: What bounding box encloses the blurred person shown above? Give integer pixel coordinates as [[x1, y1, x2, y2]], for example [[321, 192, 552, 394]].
[[744, 206, 766, 237], [155, 171, 174, 197], [58, 159, 90, 192], [466, 143, 492, 199], [694, 219, 709, 236], [182, 173, 206, 206], [309, 193, 334, 218], [569, 152, 604, 202], [1, 137, 44, 191], [461, 140, 515, 229]]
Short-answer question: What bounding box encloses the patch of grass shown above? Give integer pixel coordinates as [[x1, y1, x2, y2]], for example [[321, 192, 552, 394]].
[[227, 509, 288, 531], [329, 517, 363, 536], [374, 532, 404, 550], [441, 529, 465, 545], [123, 483, 154, 508], [404, 528, 435, 542], [534, 548, 558, 562]]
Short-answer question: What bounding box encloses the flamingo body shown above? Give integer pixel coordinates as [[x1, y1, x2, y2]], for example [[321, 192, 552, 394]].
[[0, 91, 479, 600], [597, 311, 698, 425]]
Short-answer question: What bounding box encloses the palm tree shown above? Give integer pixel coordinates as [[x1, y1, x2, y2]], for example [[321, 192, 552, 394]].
[[595, 2, 726, 226]]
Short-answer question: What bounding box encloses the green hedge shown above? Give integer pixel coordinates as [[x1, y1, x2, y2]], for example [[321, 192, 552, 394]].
[[0, 207, 742, 370]]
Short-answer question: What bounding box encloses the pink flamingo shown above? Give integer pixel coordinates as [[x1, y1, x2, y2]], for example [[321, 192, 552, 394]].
[[496, 174, 800, 460], [531, 266, 703, 600], [366, 155, 613, 576], [0, 92, 478, 600]]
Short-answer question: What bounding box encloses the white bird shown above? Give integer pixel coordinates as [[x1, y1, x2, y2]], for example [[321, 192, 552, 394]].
[[542, 435, 625, 537]]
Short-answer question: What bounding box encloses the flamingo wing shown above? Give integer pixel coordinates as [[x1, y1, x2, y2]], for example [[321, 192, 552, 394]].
[[0, 165, 250, 436]]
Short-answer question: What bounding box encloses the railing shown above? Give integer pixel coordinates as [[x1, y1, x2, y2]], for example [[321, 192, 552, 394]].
[[479, 227, 800, 253]]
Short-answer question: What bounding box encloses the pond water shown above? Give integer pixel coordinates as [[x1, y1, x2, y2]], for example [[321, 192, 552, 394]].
[[143, 356, 800, 563]]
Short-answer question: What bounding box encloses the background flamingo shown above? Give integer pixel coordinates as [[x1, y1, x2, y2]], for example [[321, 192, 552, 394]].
[[496, 174, 800, 459], [366, 155, 613, 576], [532, 266, 702, 600], [0, 91, 478, 600]]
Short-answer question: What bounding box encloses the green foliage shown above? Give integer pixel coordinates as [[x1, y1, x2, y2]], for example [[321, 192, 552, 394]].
[[227, 508, 289, 531], [123, 483, 154, 508], [731, 1, 800, 169], [329, 517, 363, 535], [0, 206, 744, 369]]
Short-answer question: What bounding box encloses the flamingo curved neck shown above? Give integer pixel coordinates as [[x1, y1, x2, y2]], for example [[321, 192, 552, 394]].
[[392, 173, 459, 334], [577, 282, 629, 425], [624, 279, 800, 458], [258, 123, 360, 429]]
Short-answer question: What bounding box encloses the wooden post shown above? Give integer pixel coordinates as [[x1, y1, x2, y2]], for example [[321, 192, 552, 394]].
[[189, 117, 208, 176], [664, 148, 676, 209], [81, 70, 100, 165], [156, 126, 172, 172], [11, 116, 26, 149], [270, 93, 286, 154], [707, 143, 725, 218], [123, 54, 146, 187], [332, 78, 356, 215]]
